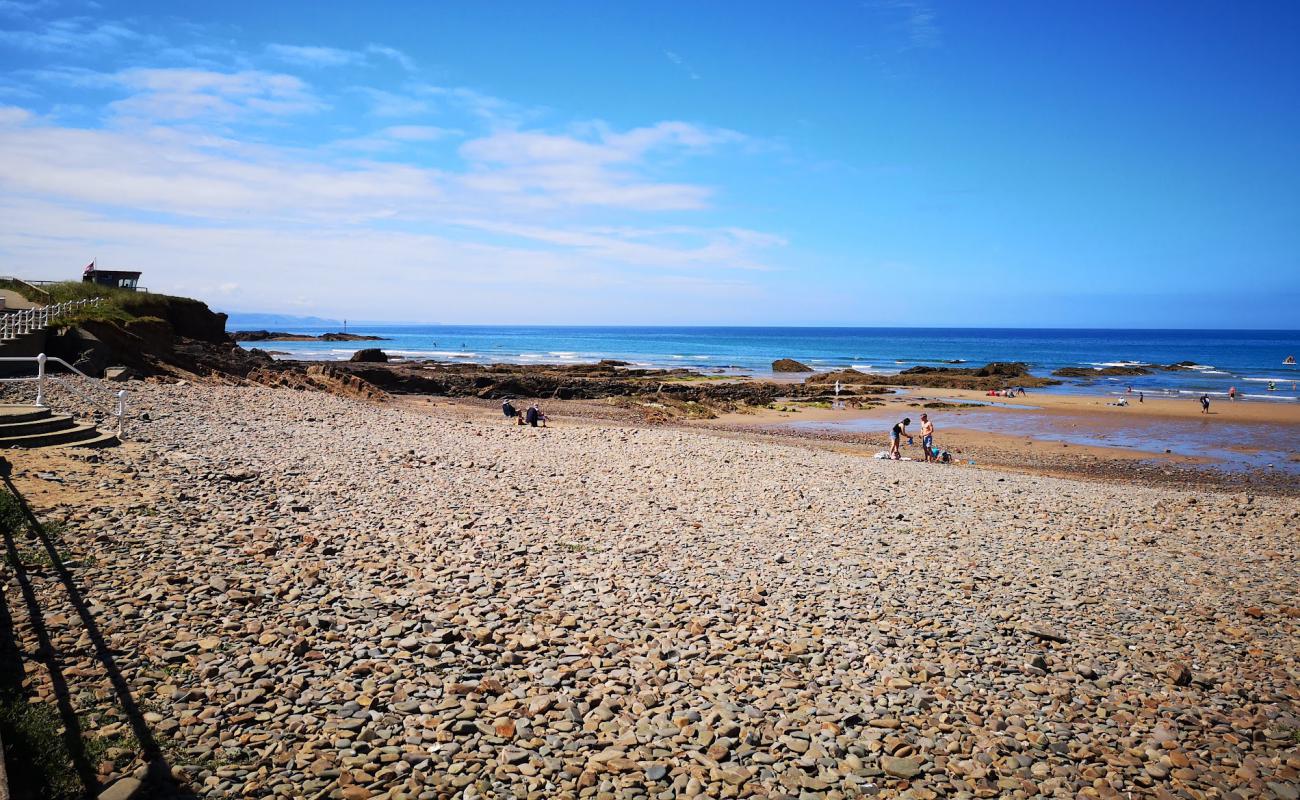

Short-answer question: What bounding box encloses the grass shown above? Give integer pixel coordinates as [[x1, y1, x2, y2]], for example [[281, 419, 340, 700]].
[[0, 698, 83, 798], [15, 281, 187, 328], [41, 282, 156, 326]]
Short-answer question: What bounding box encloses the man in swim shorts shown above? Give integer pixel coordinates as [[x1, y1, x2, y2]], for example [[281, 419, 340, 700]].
[[919, 413, 935, 462], [889, 417, 911, 460]]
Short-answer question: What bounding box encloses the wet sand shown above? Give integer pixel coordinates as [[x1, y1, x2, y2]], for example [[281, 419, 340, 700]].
[[706, 388, 1300, 493]]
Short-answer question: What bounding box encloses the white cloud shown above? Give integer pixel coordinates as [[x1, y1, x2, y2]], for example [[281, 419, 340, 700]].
[[331, 125, 462, 153], [108, 68, 323, 121], [265, 42, 417, 73], [0, 199, 767, 322], [0, 40, 781, 321], [365, 44, 416, 71], [266, 43, 363, 67], [449, 218, 778, 271], [0, 15, 150, 52], [457, 122, 743, 210]]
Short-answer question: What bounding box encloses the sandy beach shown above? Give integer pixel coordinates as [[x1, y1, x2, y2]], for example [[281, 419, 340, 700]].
[[706, 388, 1300, 494], [1, 383, 1296, 798]]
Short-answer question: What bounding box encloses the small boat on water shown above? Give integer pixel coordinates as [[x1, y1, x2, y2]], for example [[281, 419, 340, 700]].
[[1285, 355, 1296, 365]]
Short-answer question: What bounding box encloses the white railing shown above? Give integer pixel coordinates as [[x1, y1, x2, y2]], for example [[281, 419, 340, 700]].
[[0, 298, 102, 340], [0, 353, 128, 438]]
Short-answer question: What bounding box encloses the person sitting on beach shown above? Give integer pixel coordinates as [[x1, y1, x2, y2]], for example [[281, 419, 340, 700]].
[[889, 417, 911, 460], [526, 403, 548, 428], [919, 414, 935, 463], [1200, 394, 1210, 414], [502, 399, 518, 420]]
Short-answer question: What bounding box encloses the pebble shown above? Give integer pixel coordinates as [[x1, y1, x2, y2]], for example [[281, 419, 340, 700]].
[[2, 382, 1296, 799]]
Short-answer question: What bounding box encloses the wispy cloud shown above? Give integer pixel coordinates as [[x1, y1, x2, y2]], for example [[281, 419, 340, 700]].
[[0, 8, 782, 321], [331, 124, 463, 152], [108, 68, 324, 121], [664, 50, 701, 80], [0, 15, 152, 52], [868, 0, 941, 50], [266, 43, 364, 67], [365, 44, 416, 71], [458, 122, 743, 210], [266, 42, 417, 71]]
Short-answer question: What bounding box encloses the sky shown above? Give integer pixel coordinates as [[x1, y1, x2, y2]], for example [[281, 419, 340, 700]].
[[0, 1, 1297, 327]]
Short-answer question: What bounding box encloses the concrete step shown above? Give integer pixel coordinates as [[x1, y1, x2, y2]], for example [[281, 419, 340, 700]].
[[0, 404, 118, 448], [0, 422, 113, 448], [50, 430, 119, 449], [0, 404, 54, 424], [0, 413, 77, 438]]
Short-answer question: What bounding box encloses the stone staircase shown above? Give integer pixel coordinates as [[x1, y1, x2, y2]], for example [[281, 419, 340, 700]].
[[0, 404, 119, 448]]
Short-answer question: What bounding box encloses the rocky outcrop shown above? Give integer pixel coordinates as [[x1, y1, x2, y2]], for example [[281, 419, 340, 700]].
[[806, 362, 1059, 390], [247, 363, 389, 402], [47, 296, 284, 381], [1053, 365, 1152, 378], [233, 331, 388, 342], [772, 358, 812, 372], [350, 348, 389, 363], [325, 361, 809, 406]]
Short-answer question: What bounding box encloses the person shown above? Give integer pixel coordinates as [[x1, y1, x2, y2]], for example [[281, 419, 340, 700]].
[[1138, 391, 1144, 403], [1200, 394, 1210, 414], [919, 413, 935, 463], [889, 417, 911, 460], [1228, 386, 1236, 401], [526, 403, 547, 427], [502, 399, 518, 420]]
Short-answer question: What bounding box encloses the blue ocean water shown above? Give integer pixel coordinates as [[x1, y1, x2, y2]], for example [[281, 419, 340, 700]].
[[240, 326, 1300, 401]]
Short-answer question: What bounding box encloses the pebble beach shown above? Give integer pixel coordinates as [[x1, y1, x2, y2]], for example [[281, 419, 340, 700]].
[[4, 384, 1298, 799]]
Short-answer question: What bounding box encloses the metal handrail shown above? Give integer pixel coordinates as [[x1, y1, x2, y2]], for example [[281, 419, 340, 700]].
[[0, 353, 128, 438], [0, 298, 102, 340]]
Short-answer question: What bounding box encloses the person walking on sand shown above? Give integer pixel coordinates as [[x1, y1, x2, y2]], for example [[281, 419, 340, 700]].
[[919, 414, 935, 462], [889, 417, 911, 460], [1200, 394, 1210, 414], [1229, 386, 1237, 401]]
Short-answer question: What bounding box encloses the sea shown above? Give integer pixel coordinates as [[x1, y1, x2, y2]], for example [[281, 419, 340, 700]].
[[238, 326, 1300, 402]]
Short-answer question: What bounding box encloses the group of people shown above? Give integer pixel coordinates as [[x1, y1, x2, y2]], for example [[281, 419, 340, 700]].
[[987, 387, 1026, 398], [501, 399, 548, 427], [889, 413, 945, 462]]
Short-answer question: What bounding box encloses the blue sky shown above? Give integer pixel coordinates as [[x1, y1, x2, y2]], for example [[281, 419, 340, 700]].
[[0, 1, 1296, 326]]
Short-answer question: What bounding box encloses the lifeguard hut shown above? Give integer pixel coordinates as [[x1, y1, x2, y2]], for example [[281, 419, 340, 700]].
[[82, 262, 142, 291]]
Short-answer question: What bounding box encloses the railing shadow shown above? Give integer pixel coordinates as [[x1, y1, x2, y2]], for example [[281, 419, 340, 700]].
[[0, 461, 196, 798]]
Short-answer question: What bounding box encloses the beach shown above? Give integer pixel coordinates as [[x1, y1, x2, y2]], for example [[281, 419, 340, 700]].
[[2, 383, 1296, 798], [706, 388, 1300, 494]]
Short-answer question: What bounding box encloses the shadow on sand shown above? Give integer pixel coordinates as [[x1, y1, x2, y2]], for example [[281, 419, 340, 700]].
[[0, 459, 196, 799]]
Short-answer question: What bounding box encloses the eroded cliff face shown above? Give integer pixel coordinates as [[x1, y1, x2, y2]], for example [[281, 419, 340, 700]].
[[44, 294, 278, 380]]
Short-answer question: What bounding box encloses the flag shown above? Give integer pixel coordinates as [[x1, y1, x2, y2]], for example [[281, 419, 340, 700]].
[[83, 260, 95, 275]]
